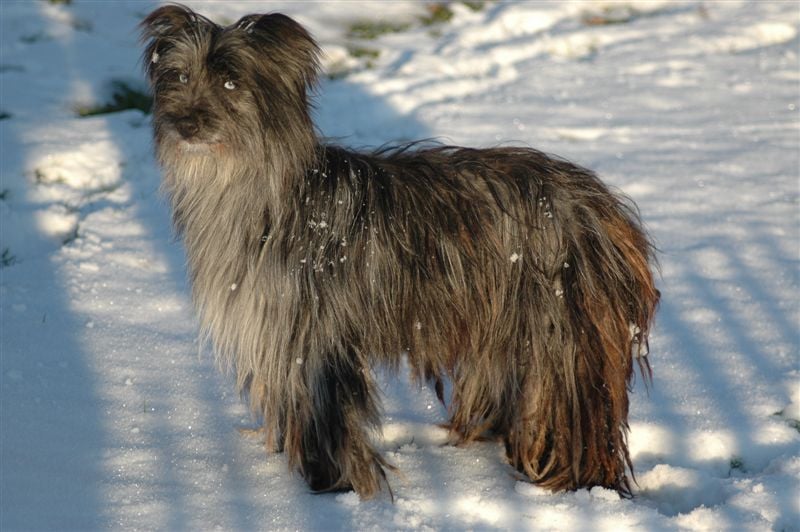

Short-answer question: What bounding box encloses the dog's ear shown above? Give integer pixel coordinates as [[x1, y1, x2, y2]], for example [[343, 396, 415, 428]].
[[233, 13, 321, 94], [140, 4, 198, 40], [139, 4, 215, 80]]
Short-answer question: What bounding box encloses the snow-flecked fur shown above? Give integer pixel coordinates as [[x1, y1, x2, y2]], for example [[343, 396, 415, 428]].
[[142, 4, 659, 498]]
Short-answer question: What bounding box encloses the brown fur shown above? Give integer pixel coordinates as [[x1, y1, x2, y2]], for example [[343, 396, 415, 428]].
[[141, 4, 659, 498]]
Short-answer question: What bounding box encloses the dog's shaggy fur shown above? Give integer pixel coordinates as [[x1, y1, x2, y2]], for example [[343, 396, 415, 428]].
[[141, 5, 659, 498]]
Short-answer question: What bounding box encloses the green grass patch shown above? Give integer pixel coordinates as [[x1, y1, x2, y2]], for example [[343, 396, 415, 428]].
[[581, 4, 673, 27], [347, 46, 380, 60], [581, 5, 640, 26], [729, 457, 745, 473], [463, 1, 486, 11], [327, 69, 349, 81], [70, 17, 93, 33], [76, 79, 152, 117], [20, 31, 50, 44], [1, 248, 17, 268], [347, 19, 411, 40], [420, 3, 454, 26], [328, 47, 382, 80]]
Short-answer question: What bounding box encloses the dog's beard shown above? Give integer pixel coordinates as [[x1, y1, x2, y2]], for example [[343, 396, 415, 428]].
[[178, 139, 222, 153], [160, 126, 227, 155]]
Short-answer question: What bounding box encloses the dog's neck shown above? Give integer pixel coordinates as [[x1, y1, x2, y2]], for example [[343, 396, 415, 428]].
[[163, 135, 315, 211]]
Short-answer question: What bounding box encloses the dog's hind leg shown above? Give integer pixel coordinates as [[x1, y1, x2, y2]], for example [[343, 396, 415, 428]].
[[500, 197, 658, 495]]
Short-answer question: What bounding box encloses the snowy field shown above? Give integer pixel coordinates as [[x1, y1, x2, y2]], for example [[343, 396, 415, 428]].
[[1, 0, 798, 530]]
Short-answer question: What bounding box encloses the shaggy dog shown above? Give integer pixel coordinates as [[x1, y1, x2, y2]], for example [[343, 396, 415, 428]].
[[141, 5, 659, 498]]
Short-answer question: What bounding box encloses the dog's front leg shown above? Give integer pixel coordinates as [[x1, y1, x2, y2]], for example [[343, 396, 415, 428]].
[[288, 350, 392, 498]]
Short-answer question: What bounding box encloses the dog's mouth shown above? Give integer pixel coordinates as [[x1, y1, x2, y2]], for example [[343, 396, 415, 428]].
[[166, 128, 225, 153], [178, 138, 226, 153]]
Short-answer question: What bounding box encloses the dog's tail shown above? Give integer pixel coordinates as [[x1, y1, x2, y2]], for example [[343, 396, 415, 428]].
[[509, 171, 659, 496]]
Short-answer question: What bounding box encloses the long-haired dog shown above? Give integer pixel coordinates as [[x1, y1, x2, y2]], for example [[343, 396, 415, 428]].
[[141, 5, 659, 498]]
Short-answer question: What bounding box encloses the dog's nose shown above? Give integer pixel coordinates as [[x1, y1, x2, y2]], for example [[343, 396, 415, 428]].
[[175, 116, 200, 139]]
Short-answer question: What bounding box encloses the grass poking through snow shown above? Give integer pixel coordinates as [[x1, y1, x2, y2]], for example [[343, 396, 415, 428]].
[[420, 3, 454, 26], [75, 80, 151, 117], [347, 20, 411, 40], [1, 248, 18, 268]]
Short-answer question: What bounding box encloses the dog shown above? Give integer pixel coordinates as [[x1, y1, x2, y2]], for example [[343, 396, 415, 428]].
[[141, 4, 659, 498]]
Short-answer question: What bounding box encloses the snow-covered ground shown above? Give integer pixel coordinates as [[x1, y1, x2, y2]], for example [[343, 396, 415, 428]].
[[1, 1, 798, 530]]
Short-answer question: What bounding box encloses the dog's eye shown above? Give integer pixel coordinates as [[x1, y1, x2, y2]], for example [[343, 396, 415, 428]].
[[179, 73, 188, 84], [224, 80, 236, 90]]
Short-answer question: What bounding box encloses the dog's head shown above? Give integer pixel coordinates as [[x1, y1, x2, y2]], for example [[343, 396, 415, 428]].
[[140, 4, 319, 154]]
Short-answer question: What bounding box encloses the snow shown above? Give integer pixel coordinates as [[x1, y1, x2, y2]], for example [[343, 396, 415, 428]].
[[1, 0, 798, 530]]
